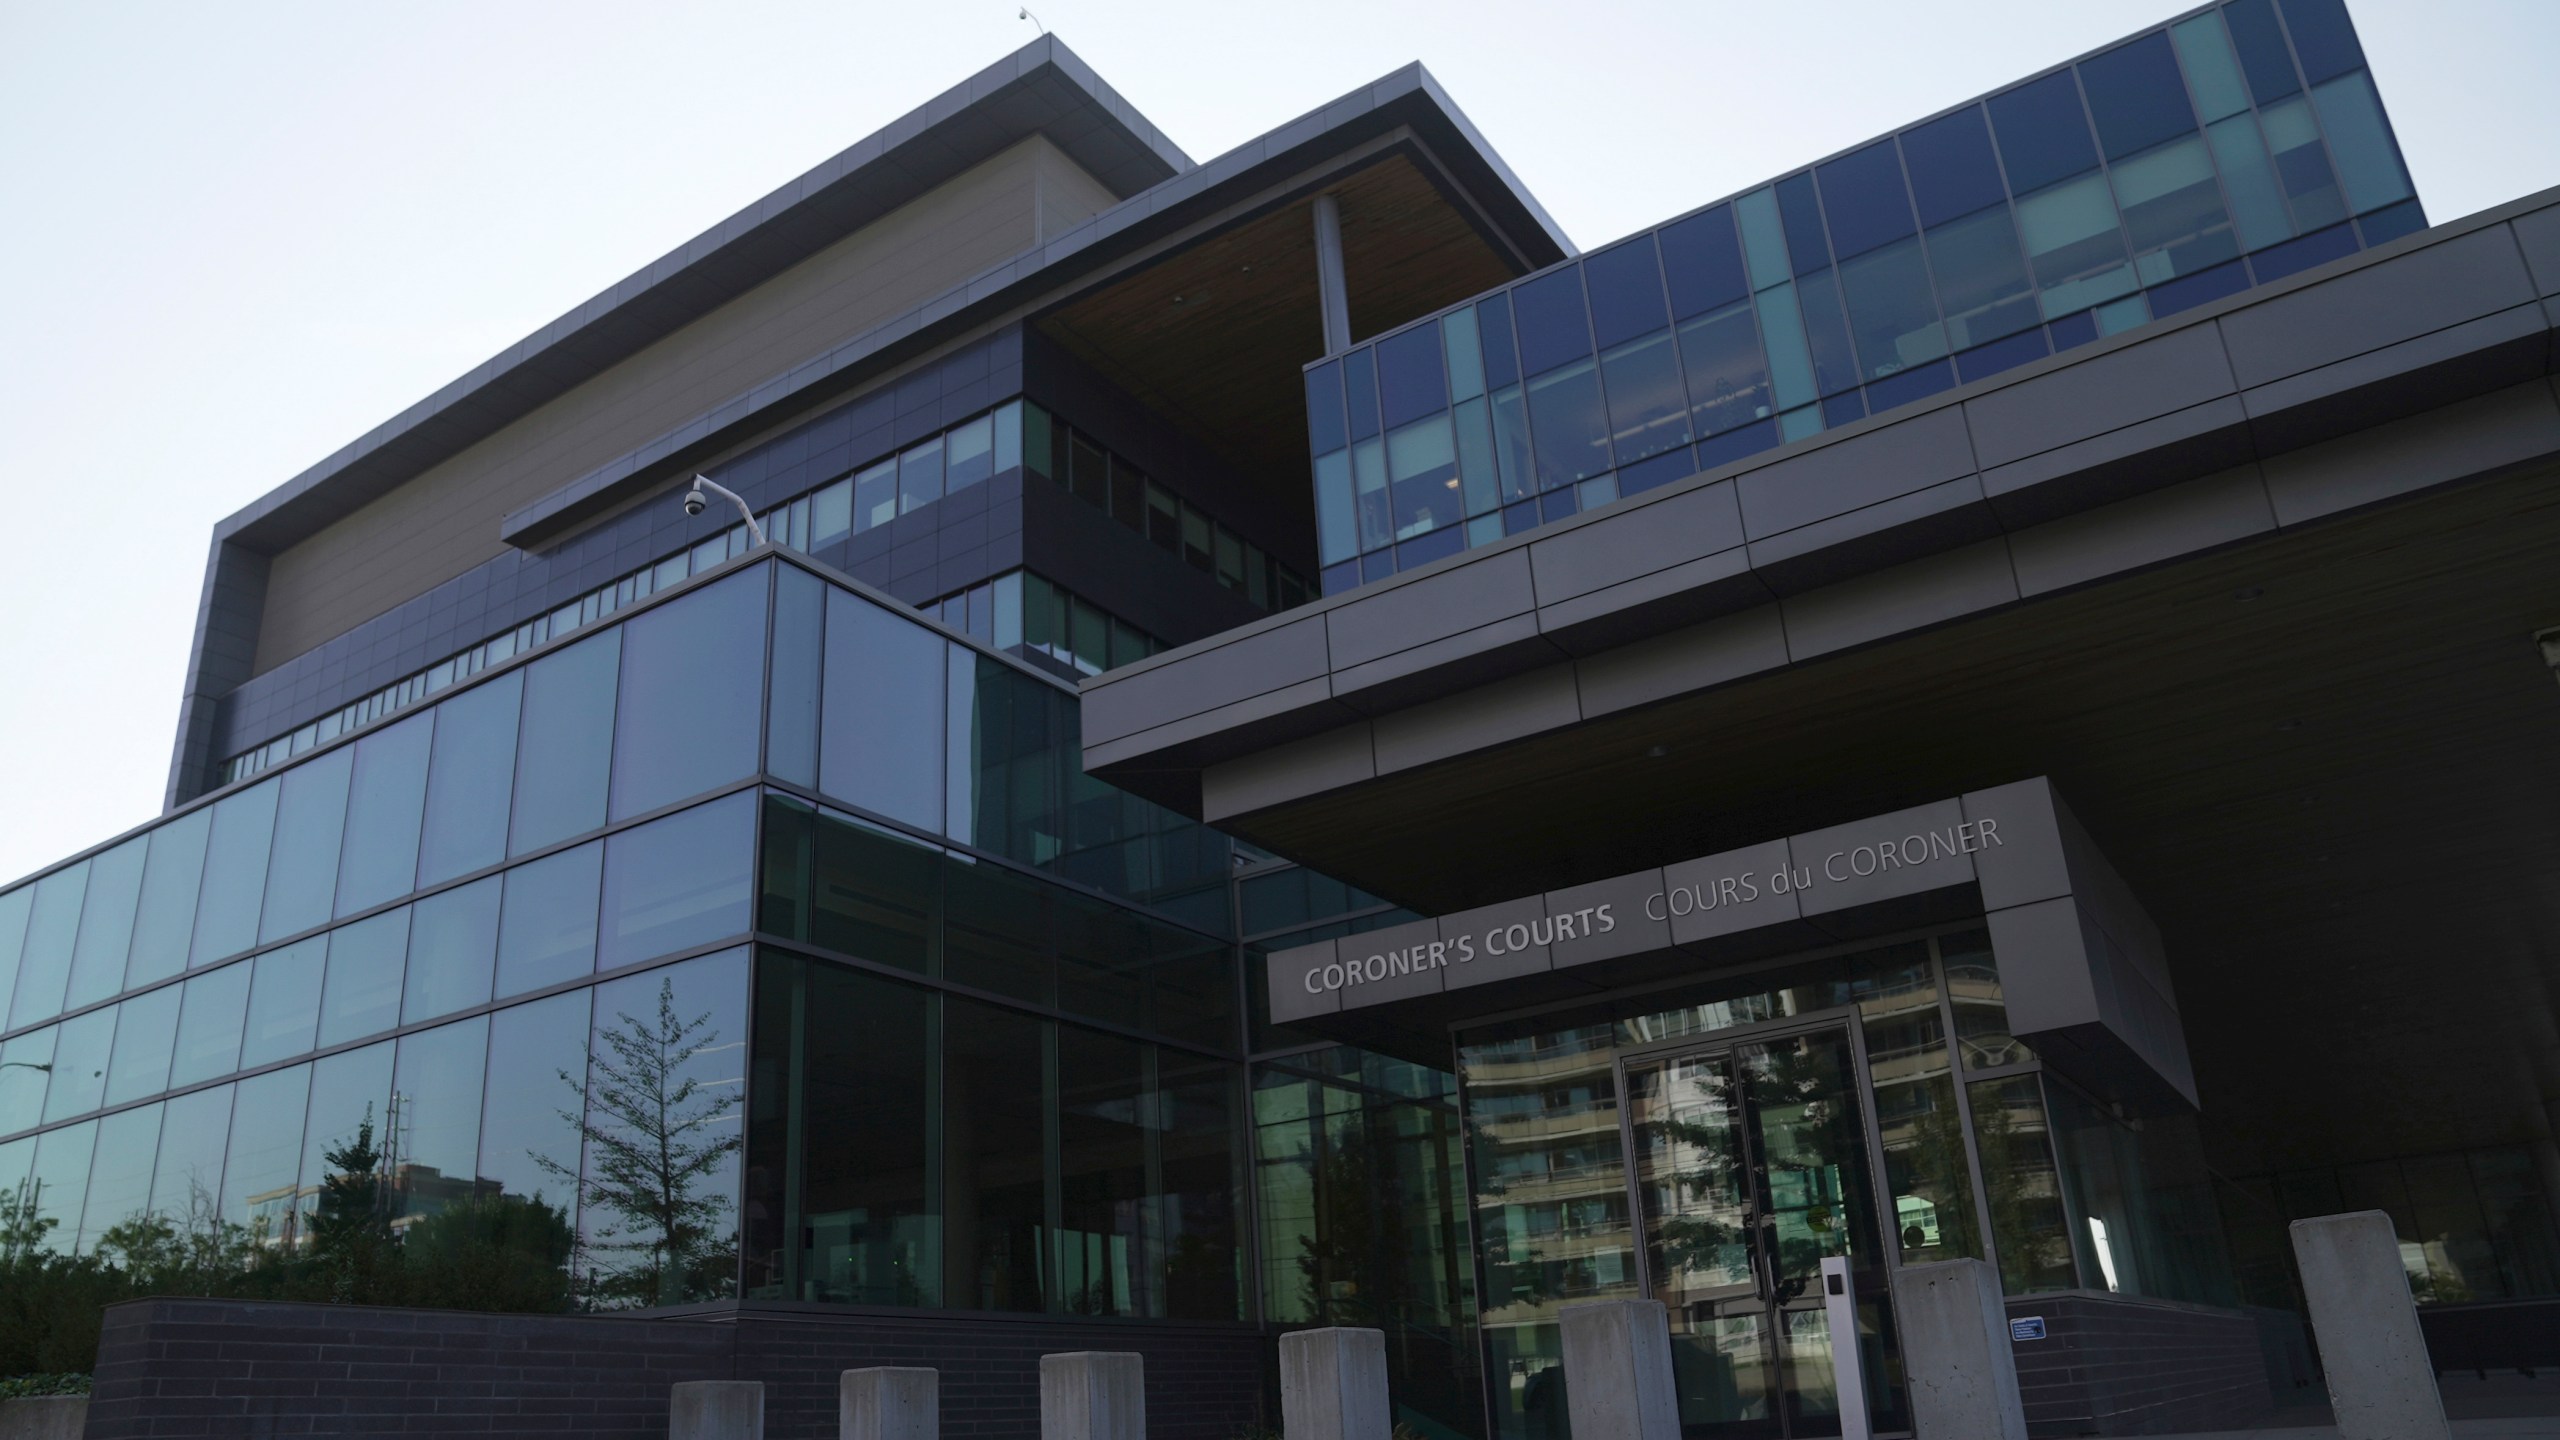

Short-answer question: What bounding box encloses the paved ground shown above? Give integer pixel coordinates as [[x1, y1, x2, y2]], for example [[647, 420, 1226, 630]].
[[2166, 1422, 2560, 1438]]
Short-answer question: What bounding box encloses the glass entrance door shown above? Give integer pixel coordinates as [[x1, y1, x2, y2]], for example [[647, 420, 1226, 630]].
[[1623, 1026, 1890, 1439]]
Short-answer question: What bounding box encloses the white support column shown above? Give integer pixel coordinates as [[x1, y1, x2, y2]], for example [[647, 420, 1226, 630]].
[[1819, 1256, 1873, 1440], [1280, 1326, 1392, 1440], [2291, 1211, 2452, 1440], [670, 1380, 764, 1440], [1887, 1258, 2027, 1440], [1312, 192, 1353, 356], [1040, 1351, 1145, 1440], [1556, 1299, 1682, 1440], [841, 1367, 938, 1440]]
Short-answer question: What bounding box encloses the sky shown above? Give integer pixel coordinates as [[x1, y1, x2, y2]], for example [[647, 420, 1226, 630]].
[[0, 0, 2553, 886]]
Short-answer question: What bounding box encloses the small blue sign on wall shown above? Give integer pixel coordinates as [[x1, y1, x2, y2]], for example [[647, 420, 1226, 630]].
[[2010, 1316, 2047, 1342]]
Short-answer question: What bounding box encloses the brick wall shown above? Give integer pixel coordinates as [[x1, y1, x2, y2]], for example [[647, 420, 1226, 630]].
[[85, 1298, 1268, 1440], [2004, 1292, 2273, 1436]]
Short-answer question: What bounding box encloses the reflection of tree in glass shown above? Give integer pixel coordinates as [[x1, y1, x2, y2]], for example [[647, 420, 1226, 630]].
[[544, 977, 740, 1308], [1296, 1119, 1418, 1327], [1640, 1070, 1750, 1293], [1975, 1090, 2070, 1289], [1742, 1041, 1866, 1302]]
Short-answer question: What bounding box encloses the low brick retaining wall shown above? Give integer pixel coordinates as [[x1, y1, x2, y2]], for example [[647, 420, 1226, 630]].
[[2006, 1291, 2274, 1436]]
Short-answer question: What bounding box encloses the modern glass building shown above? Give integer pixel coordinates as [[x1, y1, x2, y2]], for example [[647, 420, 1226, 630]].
[[19, 3, 2560, 1437]]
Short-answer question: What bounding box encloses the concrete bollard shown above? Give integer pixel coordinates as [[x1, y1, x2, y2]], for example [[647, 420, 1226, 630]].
[[2291, 1211, 2451, 1440], [1280, 1327, 1392, 1440], [1556, 1299, 1681, 1440], [1040, 1351, 1144, 1440], [0, 1395, 89, 1440], [842, 1367, 938, 1440], [1887, 1258, 2027, 1440], [671, 1380, 765, 1440]]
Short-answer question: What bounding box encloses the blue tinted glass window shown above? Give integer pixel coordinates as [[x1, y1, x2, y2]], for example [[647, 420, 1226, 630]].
[[2261, 96, 2347, 230], [2312, 72, 2413, 214], [1342, 348, 1380, 440], [124, 810, 209, 991], [390, 1016, 486, 1221], [1838, 238, 1948, 381], [418, 670, 521, 888], [946, 415, 994, 492], [1816, 142, 1917, 260], [44, 1006, 115, 1123], [401, 875, 500, 1025], [2279, 0, 2364, 83], [2356, 198, 2425, 246], [1775, 173, 1831, 275], [899, 436, 943, 515], [2149, 258, 2252, 314], [1757, 282, 1819, 411], [610, 568, 764, 823], [1736, 190, 1792, 291], [511, 632, 620, 856], [2019, 175, 2139, 318], [149, 1083, 231, 1223], [1797, 273, 1862, 396], [2115, 135, 2240, 283], [1902, 108, 2008, 227], [194, 776, 285, 964], [334, 713, 433, 920], [1677, 302, 1770, 437], [240, 936, 325, 1069], [1477, 296, 1521, 390], [768, 565, 823, 792], [1599, 330, 1692, 462], [9, 864, 87, 1029], [2080, 34, 2197, 160], [2207, 115, 2297, 250], [821, 589, 945, 832], [318, 907, 408, 1048], [67, 839, 145, 1013], [223, 1063, 307, 1241], [104, 982, 181, 1106], [1451, 397, 1500, 516], [259, 746, 352, 945], [2248, 221, 2357, 282], [1375, 322, 1448, 430], [1442, 307, 1486, 402], [1584, 237, 1670, 349], [1990, 71, 2101, 193], [1512, 269, 1595, 378], [1352, 437, 1388, 553], [1659, 206, 1749, 319], [1304, 362, 1346, 454], [169, 962, 252, 1089], [495, 840, 602, 998], [478, 987, 587, 1209], [1955, 327, 2051, 381], [79, 1103, 160, 1251], [1524, 361, 1611, 489], [2173, 13, 2252, 122], [1314, 450, 1356, 565], [598, 792, 754, 971], [1927, 209, 2041, 350], [2224, 0, 2302, 103], [1385, 416, 1462, 540]]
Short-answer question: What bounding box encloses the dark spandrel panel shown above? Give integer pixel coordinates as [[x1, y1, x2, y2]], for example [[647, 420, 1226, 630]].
[[169, 961, 252, 1090], [2047, 308, 2101, 351], [495, 840, 603, 999], [1396, 526, 1462, 571], [478, 987, 589, 1212], [1511, 267, 1595, 379], [1953, 327, 2050, 383], [334, 712, 433, 921], [1477, 295, 1521, 391], [402, 875, 500, 1025], [1797, 272, 1862, 397], [2080, 33, 2197, 159], [390, 1015, 487, 1221], [581, 946, 746, 1307], [1903, 107, 2008, 229], [598, 791, 754, 972], [1526, 360, 1611, 490], [43, 1005, 114, 1123], [1838, 237, 1948, 383], [510, 630, 621, 857], [1989, 71, 2102, 193], [2278, 0, 2364, 83], [945, 853, 1054, 1005], [1343, 347, 1381, 441], [103, 982, 180, 1107], [1617, 447, 1697, 497], [1764, 172, 1823, 278], [417, 669, 522, 890], [1375, 322, 1448, 431], [2224, 0, 2302, 103], [149, 1083, 231, 1225], [2148, 257, 2252, 315], [260, 745, 353, 946], [1823, 390, 1868, 427], [1599, 329, 1692, 462], [1927, 208, 2039, 352], [2247, 220, 2358, 282], [239, 936, 325, 1069], [294, 1039, 394, 1248], [943, 995, 1047, 1311], [1584, 236, 1670, 349], [1304, 362, 1347, 455], [1539, 486, 1580, 524], [609, 567, 765, 823], [1321, 561, 1358, 597], [1864, 357, 1955, 413], [812, 807, 937, 973], [820, 588, 945, 833], [124, 809, 209, 991], [317, 907, 408, 1048], [1697, 419, 1780, 472], [1679, 301, 1771, 437], [1156, 1059, 1242, 1320], [67, 838, 144, 1015], [1659, 205, 1750, 319], [2356, 198, 2426, 247], [767, 566, 823, 792], [224, 1063, 308, 1242], [1816, 141, 1918, 261], [9, 862, 87, 1029], [781, 956, 939, 1306]]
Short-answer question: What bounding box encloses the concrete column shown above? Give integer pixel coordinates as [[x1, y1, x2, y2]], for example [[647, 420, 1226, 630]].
[[1556, 1299, 1680, 1440], [2291, 1211, 2451, 1440], [842, 1367, 938, 1440], [1312, 193, 1352, 355], [1040, 1351, 1144, 1440], [671, 1380, 764, 1440], [1280, 1327, 1391, 1440], [1887, 1258, 2027, 1440]]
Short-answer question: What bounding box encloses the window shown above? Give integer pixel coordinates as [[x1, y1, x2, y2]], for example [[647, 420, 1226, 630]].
[[1525, 361, 1611, 490], [125, 809, 211, 990], [579, 948, 746, 1307], [417, 670, 522, 889], [223, 1063, 308, 1243], [822, 588, 946, 832], [400, 876, 501, 1025], [477, 987, 589, 1213], [944, 995, 1049, 1312], [391, 1016, 488, 1222], [2017, 175, 2139, 318], [103, 983, 181, 1107], [10, 862, 89, 1028], [609, 568, 764, 822], [67, 839, 145, 1013], [317, 907, 409, 1048], [43, 1006, 115, 1123], [259, 746, 353, 945], [333, 712, 433, 919], [1816, 141, 1918, 260], [1385, 416, 1461, 539], [1989, 70, 2101, 193], [239, 936, 326, 1068], [596, 793, 754, 971], [1837, 238, 1948, 380], [496, 841, 603, 998], [1598, 330, 1692, 462], [510, 632, 620, 856], [899, 436, 945, 515], [169, 962, 253, 1089], [1926, 208, 2040, 351], [2113, 136, 2239, 283]]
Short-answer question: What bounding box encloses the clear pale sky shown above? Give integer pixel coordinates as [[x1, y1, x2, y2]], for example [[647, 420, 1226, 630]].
[[0, 0, 2553, 886]]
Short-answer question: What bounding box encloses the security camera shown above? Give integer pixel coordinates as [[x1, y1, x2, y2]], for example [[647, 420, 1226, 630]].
[[683, 487, 708, 518], [677, 475, 769, 547]]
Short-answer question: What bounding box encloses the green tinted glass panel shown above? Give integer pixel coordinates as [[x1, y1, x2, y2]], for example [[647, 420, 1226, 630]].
[[169, 963, 252, 1089], [190, 781, 279, 969], [103, 983, 182, 1107], [260, 746, 354, 944], [67, 839, 146, 1012], [239, 936, 326, 1069], [294, 1040, 394, 1244], [42, 1005, 116, 1124], [125, 809, 210, 990], [317, 908, 408, 1047], [224, 1064, 309, 1243], [9, 862, 89, 1028], [150, 1083, 233, 1228], [78, 1102, 161, 1252]]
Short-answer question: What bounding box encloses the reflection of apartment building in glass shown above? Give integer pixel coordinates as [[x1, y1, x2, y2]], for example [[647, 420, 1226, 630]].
[[10, 2, 2560, 1435]]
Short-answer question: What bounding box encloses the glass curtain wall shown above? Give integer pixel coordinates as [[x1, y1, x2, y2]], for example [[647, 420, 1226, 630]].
[[1305, 0, 2421, 594]]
